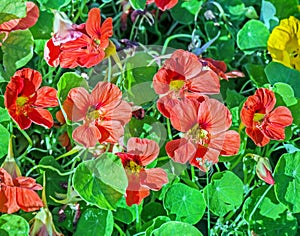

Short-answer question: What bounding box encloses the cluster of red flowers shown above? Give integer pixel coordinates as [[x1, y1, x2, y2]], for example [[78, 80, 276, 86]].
[[1, 3, 295, 212], [153, 50, 241, 171]]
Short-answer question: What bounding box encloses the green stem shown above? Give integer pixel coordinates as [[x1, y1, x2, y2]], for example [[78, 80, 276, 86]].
[[206, 171, 211, 236], [248, 184, 273, 233], [17, 126, 33, 147], [114, 223, 126, 236], [166, 118, 173, 141], [135, 204, 142, 232], [161, 34, 193, 55], [26, 164, 75, 177]]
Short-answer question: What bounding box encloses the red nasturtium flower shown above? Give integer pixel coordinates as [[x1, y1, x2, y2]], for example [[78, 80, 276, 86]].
[[63, 82, 132, 148], [147, 0, 178, 11], [165, 97, 240, 171], [153, 50, 220, 118], [241, 88, 293, 146], [4, 68, 58, 130], [45, 8, 114, 68], [116, 138, 168, 206], [0, 2, 39, 44], [0, 168, 43, 214]]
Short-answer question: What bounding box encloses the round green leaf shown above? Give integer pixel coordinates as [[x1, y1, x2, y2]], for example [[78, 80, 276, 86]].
[[30, 11, 54, 39], [72, 153, 128, 210], [57, 72, 89, 104], [170, 0, 195, 25], [2, 29, 34, 77], [151, 221, 203, 236], [274, 151, 300, 213], [204, 171, 244, 216], [36, 0, 71, 10], [273, 82, 297, 106], [142, 202, 167, 222], [237, 19, 270, 52], [113, 198, 136, 224], [0, 124, 10, 159], [0, 214, 29, 236], [145, 216, 170, 236], [164, 183, 206, 224], [74, 208, 113, 236]]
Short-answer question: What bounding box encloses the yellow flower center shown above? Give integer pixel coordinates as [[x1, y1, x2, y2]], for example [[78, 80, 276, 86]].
[[253, 113, 265, 122], [86, 106, 101, 121], [286, 37, 300, 68], [169, 80, 185, 91], [186, 124, 210, 146], [16, 96, 29, 107], [126, 160, 142, 174]]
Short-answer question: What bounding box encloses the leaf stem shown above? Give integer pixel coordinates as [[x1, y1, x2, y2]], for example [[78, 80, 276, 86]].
[[206, 171, 211, 236], [161, 34, 193, 55]]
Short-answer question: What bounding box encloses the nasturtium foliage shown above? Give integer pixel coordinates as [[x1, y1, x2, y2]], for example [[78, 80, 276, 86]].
[[237, 20, 270, 52], [164, 183, 206, 224], [2, 30, 34, 77], [0, 0, 26, 24], [142, 202, 167, 222], [244, 63, 268, 87], [0, 107, 10, 122], [57, 72, 89, 104], [265, 62, 300, 98], [113, 198, 136, 224], [151, 221, 203, 236], [273, 82, 297, 107], [274, 151, 300, 213], [0, 124, 9, 159], [72, 153, 128, 210], [129, 0, 146, 10], [170, 0, 198, 25], [36, 0, 71, 10], [243, 186, 297, 236], [144, 216, 170, 236], [204, 171, 244, 216], [74, 208, 114, 236], [0, 214, 29, 236], [30, 10, 54, 39]]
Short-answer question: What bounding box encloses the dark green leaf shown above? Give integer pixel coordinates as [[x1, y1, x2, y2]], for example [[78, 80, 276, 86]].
[[268, 0, 298, 19], [36, 0, 71, 10], [244, 63, 268, 87], [72, 153, 128, 210], [265, 62, 300, 98], [30, 11, 54, 39], [2, 29, 34, 77], [74, 208, 113, 236], [164, 183, 206, 224], [170, 0, 195, 25], [142, 202, 167, 222], [113, 198, 136, 224]]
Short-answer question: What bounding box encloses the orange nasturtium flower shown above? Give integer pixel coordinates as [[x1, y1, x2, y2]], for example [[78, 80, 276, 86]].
[[0, 168, 43, 214], [45, 8, 114, 68], [268, 16, 300, 70], [165, 96, 240, 172], [0, 2, 39, 44], [153, 49, 220, 118], [4, 68, 59, 130], [241, 88, 293, 147], [147, 0, 178, 11], [63, 82, 132, 148], [116, 138, 168, 206]]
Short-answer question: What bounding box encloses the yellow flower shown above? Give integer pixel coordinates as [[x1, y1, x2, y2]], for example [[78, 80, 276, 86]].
[[267, 16, 300, 70]]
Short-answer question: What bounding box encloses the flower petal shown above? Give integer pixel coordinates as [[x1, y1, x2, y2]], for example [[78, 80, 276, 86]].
[[188, 70, 220, 94], [27, 108, 54, 129], [90, 82, 122, 110], [141, 168, 168, 190], [262, 106, 293, 140], [86, 8, 102, 39], [44, 39, 61, 67], [166, 138, 196, 164], [72, 123, 101, 147], [127, 138, 160, 165], [246, 127, 270, 147], [35, 87, 58, 107], [12, 2, 39, 30], [67, 87, 91, 121]]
